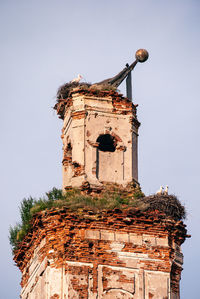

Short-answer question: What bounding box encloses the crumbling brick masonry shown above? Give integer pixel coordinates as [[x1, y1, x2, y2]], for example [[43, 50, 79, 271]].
[[14, 207, 188, 299]]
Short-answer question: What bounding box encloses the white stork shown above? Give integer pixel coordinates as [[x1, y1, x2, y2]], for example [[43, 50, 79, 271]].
[[156, 186, 163, 195], [70, 74, 83, 83], [163, 185, 169, 195]]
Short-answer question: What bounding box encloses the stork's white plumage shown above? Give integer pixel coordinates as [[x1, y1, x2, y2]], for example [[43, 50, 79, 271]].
[[70, 74, 83, 83], [156, 186, 163, 195], [163, 185, 169, 195]]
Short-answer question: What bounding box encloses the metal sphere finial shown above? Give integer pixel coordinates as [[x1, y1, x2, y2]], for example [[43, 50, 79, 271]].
[[135, 49, 149, 63]]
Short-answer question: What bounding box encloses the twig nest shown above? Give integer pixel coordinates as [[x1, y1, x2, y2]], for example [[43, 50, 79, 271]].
[[142, 194, 186, 221]]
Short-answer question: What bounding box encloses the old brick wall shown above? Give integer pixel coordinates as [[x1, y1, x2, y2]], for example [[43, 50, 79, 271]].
[[14, 208, 187, 298]]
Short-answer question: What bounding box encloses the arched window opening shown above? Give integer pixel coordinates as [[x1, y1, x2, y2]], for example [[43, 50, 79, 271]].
[[96, 134, 116, 152]]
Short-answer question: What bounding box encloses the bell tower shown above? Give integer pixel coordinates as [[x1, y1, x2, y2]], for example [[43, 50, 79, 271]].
[[13, 49, 189, 299], [54, 49, 149, 191]]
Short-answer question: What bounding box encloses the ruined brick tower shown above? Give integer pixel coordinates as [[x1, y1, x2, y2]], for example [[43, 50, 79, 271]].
[[14, 50, 188, 299], [60, 87, 139, 190]]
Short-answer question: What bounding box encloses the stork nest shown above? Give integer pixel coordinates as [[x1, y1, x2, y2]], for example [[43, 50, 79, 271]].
[[142, 194, 186, 221], [56, 82, 91, 100], [56, 81, 119, 101]]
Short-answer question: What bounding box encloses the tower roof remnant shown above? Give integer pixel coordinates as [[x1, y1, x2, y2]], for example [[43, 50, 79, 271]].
[[94, 49, 149, 88]]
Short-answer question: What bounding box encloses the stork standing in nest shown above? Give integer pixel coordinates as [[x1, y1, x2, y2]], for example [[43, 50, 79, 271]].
[[163, 186, 169, 195], [156, 186, 163, 195], [70, 74, 83, 83]]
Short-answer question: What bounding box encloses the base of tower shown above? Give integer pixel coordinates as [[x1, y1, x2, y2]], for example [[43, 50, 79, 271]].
[[14, 201, 188, 299]]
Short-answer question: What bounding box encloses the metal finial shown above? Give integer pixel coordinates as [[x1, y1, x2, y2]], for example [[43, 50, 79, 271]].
[[95, 49, 149, 90], [135, 49, 149, 63]]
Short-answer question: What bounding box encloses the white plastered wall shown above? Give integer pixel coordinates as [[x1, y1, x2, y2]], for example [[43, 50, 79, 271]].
[[62, 94, 138, 189]]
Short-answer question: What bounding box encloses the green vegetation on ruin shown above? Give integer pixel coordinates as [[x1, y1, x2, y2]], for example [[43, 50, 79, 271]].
[[9, 187, 144, 252], [9, 187, 186, 253]]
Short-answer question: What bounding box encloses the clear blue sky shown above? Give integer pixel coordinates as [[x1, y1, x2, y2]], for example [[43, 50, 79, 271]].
[[0, 1, 199, 298]]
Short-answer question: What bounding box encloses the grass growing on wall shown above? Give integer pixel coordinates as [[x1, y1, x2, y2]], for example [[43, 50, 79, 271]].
[[9, 187, 186, 253], [9, 187, 144, 252]]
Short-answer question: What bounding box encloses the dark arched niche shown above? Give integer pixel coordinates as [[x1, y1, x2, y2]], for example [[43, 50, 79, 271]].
[[96, 134, 116, 152]]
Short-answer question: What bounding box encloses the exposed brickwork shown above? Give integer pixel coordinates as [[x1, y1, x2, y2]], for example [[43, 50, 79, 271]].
[[14, 208, 188, 298], [72, 161, 84, 177], [54, 88, 137, 121], [72, 110, 87, 120], [15, 85, 188, 298], [67, 265, 91, 298], [62, 143, 72, 166]]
